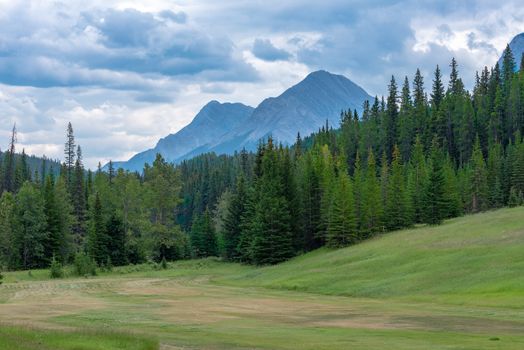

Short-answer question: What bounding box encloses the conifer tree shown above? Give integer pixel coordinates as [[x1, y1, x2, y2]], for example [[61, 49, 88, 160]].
[[510, 133, 524, 197], [412, 68, 427, 136], [442, 154, 461, 218], [106, 214, 127, 266], [14, 149, 30, 191], [361, 150, 383, 235], [407, 136, 428, 223], [223, 175, 247, 261], [431, 65, 445, 111], [469, 136, 489, 212], [385, 76, 399, 160], [352, 153, 364, 234], [317, 145, 336, 245], [250, 140, 293, 265], [326, 170, 357, 247], [88, 192, 109, 265], [13, 182, 48, 269], [501, 44, 516, 91], [399, 76, 414, 160], [424, 138, 447, 224], [64, 122, 76, 189], [297, 152, 322, 251], [190, 209, 218, 258], [72, 146, 86, 245], [3, 124, 17, 193], [0, 192, 15, 269], [487, 142, 504, 208], [386, 145, 412, 230]]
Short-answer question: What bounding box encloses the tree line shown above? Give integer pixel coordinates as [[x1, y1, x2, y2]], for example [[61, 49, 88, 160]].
[[187, 46, 524, 264], [1, 46, 524, 271]]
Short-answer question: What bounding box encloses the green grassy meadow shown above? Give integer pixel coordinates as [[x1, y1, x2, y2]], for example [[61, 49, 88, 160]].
[[1, 207, 524, 349]]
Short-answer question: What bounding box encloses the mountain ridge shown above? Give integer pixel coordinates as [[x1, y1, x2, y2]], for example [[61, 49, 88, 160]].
[[111, 70, 372, 171]]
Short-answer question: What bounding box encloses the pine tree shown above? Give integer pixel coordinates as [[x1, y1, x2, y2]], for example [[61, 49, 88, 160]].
[[501, 44, 516, 91], [469, 136, 488, 212], [72, 146, 86, 245], [385, 76, 399, 160], [442, 154, 461, 218], [297, 152, 322, 251], [424, 139, 447, 225], [431, 65, 445, 111], [250, 141, 294, 265], [0, 192, 15, 269], [326, 170, 357, 247], [317, 145, 336, 245], [3, 124, 17, 193], [386, 145, 412, 230], [448, 58, 463, 95], [487, 142, 504, 208], [190, 209, 218, 258], [64, 122, 76, 189], [399, 76, 414, 160], [352, 152, 364, 234], [14, 149, 30, 191], [13, 182, 48, 269], [88, 192, 108, 265], [361, 149, 383, 236], [407, 136, 428, 223], [223, 175, 247, 261], [106, 214, 127, 266], [412, 68, 427, 137], [510, 134, 524, 197]]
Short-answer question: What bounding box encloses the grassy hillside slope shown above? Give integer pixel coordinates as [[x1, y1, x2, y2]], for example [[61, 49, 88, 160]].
[[222, 207, 524, 306], [1, 207, 524, 349]]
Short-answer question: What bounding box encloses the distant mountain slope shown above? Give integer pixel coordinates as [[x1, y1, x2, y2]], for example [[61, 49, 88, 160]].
[[194, 70, 372, 156], [0, 152, 61, 178], [111, 101, 254, 172], [498, 32, 524, 70], [112, 70, 372, 171]]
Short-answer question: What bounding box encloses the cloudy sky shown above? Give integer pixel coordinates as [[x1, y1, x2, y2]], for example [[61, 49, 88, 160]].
[[0, 0, 523, 168]]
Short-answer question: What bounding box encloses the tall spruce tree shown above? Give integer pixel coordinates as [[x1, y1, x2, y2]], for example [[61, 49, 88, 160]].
[[64, 122, 76, 190], [407, 136, 428, 223], [13, 182, 48, 269], [361, 150, 383, 235], [431, 65, 445, 111], [423, 139, 447, 224], [326, 169, 357, 247], [385, 76, 399, 160], [250, 140, 294, 265], [386, 145, 412, 230], [223, 175, 247, 261], [469, 136, 489, 212], [3, 124, 17, 193]]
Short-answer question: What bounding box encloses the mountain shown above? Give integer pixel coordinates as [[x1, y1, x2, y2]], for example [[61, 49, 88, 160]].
[[186, 70, 372, 158], [112, 70, 372, 171], [498, 32, 524, 70], [110, 101, 254, 172]]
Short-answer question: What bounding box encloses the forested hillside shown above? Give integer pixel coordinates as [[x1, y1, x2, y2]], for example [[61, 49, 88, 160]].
[[1, 46, 524, 271]]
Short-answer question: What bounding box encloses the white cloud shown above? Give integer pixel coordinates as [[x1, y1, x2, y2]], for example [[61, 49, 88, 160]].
[[0, 0, 523, 168]]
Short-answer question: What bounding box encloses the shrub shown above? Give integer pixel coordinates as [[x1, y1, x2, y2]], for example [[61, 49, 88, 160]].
[[0, 270, 3, 285], [49, 256, 64, 279], [161, 257, 168, 269], [74, 252, 97, 277]]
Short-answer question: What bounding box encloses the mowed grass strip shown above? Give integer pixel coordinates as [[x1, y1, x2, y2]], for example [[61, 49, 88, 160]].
[[0, 325, 158, 350]]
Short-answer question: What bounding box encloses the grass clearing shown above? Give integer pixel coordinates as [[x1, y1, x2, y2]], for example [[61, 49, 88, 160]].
[[0, 325, 158, 350], [1, 207, 524, 349]]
